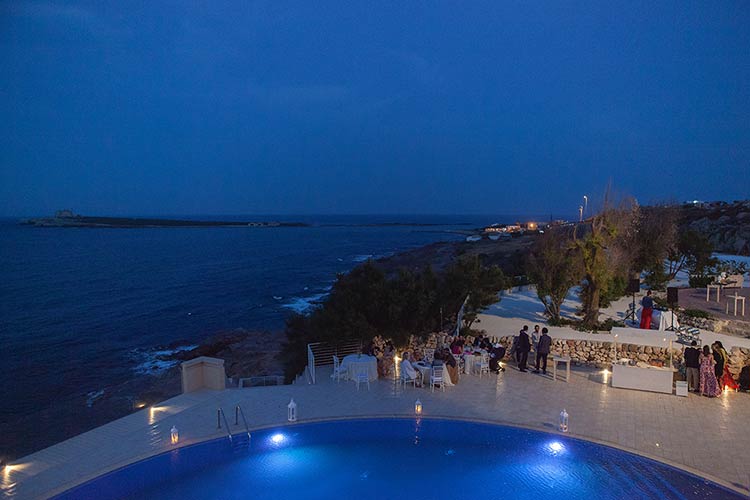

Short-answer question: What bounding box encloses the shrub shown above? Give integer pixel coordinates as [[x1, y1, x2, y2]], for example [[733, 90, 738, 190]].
[[688, 275, 714, 288], [682, 308, 713, 320]]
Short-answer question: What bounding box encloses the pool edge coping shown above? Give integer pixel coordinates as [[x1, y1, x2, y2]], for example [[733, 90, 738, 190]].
[[47, 414, 749, 499]]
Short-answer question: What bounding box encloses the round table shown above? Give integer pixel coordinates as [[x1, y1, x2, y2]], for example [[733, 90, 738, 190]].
[[341, 354, 378, 381]]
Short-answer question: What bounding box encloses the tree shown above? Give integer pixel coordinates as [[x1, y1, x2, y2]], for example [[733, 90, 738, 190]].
[[526, 229, 578, 322], [666, 230, 715, 279], [572, 193, 636, 327], [441, 256, 507, 330]]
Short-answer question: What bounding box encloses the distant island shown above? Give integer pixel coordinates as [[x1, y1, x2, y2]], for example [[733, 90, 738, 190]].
[[21, 210, 308, 228]]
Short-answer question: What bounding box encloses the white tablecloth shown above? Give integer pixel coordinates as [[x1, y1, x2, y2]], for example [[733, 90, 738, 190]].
[[462, 351, 488, 375], [414, 362, 454, 386], [340, 354, 378, 381], [637, 308, 680, 331]]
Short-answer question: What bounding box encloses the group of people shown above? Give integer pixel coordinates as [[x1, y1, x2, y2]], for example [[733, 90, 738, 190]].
[[511, 325, 552, 373], [684, 340, 739, 397]]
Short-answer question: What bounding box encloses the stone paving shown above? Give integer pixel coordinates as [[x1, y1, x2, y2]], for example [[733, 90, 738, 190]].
[[4, 362, 750, 499]]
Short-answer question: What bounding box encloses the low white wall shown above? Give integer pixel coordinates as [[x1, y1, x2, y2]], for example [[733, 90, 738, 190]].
[[181, 356, 226, 393]]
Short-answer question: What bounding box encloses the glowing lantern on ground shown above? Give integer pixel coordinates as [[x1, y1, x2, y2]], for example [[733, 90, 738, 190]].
[[415, 399, 422, 415], [559, 409, 569, 433], [170, 425, 179, 444]]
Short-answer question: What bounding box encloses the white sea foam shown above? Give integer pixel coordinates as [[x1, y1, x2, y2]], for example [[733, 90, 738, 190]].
[[132, 344, 198, 375], [282, 292, 329, 314], [85, 389, 105, 408], [352, 254, 373, 262]]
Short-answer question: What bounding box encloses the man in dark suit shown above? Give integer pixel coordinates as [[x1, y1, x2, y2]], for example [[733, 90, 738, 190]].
[[683, 340, 701, 393], [517, 325, 531, 372], [533, 327, 552, 374]]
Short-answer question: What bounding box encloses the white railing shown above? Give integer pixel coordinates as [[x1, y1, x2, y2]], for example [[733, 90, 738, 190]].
[[305, 340, 362, 384], [307, 343, 317, 384]]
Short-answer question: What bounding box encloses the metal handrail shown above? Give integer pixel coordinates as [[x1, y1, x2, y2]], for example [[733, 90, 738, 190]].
[[307, 343, 316, 384], [235, 404, 252, 441], [217, 407, 233, 443]]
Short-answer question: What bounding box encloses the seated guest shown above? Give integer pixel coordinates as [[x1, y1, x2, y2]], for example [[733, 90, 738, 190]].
[[473, 334, 484, 347], [480, 337, 492, 351], [442, 348, 459, 384], [400, 352, 421, 386], [450, 339, 462, 355]]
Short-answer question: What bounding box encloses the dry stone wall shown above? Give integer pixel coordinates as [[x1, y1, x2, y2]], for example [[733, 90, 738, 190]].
[[397, 333, 750, 380]]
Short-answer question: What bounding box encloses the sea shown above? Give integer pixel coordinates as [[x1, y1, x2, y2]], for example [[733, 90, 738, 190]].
[[0, 214, 549, 455]]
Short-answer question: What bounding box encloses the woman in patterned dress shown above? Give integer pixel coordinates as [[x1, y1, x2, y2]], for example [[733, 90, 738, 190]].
[[699, 345, 721, 397]]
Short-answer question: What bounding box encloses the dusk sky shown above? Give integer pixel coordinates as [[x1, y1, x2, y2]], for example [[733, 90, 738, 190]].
[[1, 1, 748, 217]]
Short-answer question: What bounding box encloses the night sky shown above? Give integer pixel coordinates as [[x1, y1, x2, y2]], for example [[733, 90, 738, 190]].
[[1, 1, 748, 217]]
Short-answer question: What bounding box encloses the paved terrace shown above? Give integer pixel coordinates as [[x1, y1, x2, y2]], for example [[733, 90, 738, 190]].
[[4, 363, 749, 499]]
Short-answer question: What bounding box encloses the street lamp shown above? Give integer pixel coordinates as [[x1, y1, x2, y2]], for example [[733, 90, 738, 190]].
[[578, 205, 583, 222], [583, 195, 588, 216]]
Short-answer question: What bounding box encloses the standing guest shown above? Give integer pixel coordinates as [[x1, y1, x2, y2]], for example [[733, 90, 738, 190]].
[[713, 341, 738, 391], [711, 341, 725, 383], [515, 326, 529, 363], [739, 364, 750, 392], [639, 290, 654, 330], [683, 341, 701, 393], [517, 326, 531, 372], [533, 327, 552, 374], [699, 345, 721, 397], [530, 325, 541, 358]]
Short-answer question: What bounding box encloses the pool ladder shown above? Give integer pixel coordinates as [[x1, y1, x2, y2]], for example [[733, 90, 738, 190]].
[[217, 405, 252, 453]]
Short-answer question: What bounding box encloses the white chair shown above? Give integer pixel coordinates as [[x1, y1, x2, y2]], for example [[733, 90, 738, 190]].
[[476, 353, 490, 378], [430, 365, 445, 392], [332, 355, 346, 383], [355, 369, 370, 391], [400, 370, 417, 389]]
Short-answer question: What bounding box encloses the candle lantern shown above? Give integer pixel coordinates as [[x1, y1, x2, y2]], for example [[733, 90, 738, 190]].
[[170, 425, 179, 444], [415, 399, 423, 415], [559, 409, 569, 433], [288, 398, 297, 422]]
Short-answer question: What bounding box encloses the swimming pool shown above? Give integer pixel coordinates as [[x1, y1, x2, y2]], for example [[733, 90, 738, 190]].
[[54, 418, 742, 499]]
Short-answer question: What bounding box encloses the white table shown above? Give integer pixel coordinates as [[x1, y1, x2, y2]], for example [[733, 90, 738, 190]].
[[462, 353, 484, 375], [552, 356, 571, 382], [340, 354, 378, 382], [706, 284, 721, 302], [637, 308, 679, 331], [727, 293, 746, 317], [611, 364, 675, 394]]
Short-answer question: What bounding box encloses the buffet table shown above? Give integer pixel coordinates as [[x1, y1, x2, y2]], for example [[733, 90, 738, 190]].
[[611, 364, 675, 394]]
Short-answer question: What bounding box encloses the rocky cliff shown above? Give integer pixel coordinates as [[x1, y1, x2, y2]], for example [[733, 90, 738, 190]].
[[681, 200, 750, 255]]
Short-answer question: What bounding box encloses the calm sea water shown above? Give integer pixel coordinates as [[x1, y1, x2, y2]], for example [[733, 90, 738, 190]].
[[2, 214, 559, 423]]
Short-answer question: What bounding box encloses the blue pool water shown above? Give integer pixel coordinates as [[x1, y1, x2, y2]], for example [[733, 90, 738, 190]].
[[55, 418, 742, 500]]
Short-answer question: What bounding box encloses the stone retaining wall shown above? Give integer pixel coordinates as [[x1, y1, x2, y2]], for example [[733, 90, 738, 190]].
[[397, 333, 750, 380]]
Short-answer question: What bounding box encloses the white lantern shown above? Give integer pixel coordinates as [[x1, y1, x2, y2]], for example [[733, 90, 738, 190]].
[[288, 398, 297, 422], [559, 409, 569, 433], [415, 399, 422, 415], [170, 425, 179, 444]]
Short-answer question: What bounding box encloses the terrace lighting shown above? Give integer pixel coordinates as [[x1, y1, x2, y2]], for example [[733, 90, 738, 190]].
[[170, 425, 179, 445], [287, 398, 297, 422], [415, 399, 423, 416]]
